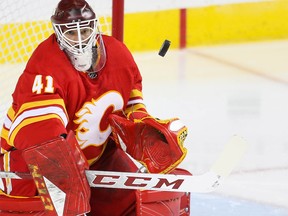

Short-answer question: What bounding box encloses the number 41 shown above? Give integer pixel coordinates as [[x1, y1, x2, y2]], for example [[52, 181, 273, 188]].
[[32, 75, 54, 94]]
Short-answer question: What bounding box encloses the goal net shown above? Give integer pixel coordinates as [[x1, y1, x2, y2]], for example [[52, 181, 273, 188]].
[[0, 0, 122, 124]]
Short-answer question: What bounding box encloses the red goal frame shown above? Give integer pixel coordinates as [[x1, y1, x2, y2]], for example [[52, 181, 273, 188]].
[[112, 0, 124, 42]]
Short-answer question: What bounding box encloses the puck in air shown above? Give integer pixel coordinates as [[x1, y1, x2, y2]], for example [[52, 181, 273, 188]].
[[158, 40, 171, 57]]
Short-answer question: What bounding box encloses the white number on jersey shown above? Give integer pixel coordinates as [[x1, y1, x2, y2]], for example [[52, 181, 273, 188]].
[[32, 75, 54, 94]]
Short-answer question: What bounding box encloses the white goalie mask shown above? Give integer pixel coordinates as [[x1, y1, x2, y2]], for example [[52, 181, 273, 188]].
[[51, 0, 106, 76]]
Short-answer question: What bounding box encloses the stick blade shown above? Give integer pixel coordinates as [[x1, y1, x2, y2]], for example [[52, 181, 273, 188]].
[[210, 135, 249, 178]]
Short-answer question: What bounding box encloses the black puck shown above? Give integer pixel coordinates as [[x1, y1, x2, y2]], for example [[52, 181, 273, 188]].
[[158, 40, 171, 57]]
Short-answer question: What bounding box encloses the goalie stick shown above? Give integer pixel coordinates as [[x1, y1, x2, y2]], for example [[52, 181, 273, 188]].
[[0, 135, 248, 193]]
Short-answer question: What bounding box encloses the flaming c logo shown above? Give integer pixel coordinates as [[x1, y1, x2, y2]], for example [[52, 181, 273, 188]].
[[74, 91, 124, 149]]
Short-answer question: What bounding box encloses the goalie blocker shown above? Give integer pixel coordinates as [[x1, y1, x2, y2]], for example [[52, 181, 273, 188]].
[[0, 111, 191, 215]]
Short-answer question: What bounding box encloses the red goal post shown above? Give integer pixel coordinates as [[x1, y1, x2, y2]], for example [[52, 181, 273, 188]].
[[112, 0, 124, 42]]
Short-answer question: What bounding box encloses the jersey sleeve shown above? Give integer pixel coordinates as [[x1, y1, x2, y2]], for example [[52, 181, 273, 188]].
[[120, 43, 147, 114], [1, 107, 15, 153], [1, 71, 68, 151]]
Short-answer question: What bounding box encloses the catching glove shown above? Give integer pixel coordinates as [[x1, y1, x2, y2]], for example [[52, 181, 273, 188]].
[[108, 110, 188, 174]]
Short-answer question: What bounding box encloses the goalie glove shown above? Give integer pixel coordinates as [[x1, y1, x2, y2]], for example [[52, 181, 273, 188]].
[[108, 111, 188, 174]]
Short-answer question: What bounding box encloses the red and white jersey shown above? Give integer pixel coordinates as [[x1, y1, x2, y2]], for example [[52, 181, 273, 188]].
[[0, 34, 145, 164]]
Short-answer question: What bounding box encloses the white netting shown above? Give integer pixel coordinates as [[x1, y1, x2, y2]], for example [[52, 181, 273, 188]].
[[0, 0, 113, 124], [0, 0, 112, 63]]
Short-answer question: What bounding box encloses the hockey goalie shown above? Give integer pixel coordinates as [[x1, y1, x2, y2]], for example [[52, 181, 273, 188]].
[[0, 0, 191, 215]]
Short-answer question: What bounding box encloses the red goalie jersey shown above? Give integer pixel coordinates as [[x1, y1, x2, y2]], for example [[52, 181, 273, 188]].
[[0, 32, 150, 215], [1, 34, 143, 162], [0, 33, 144, 191]]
